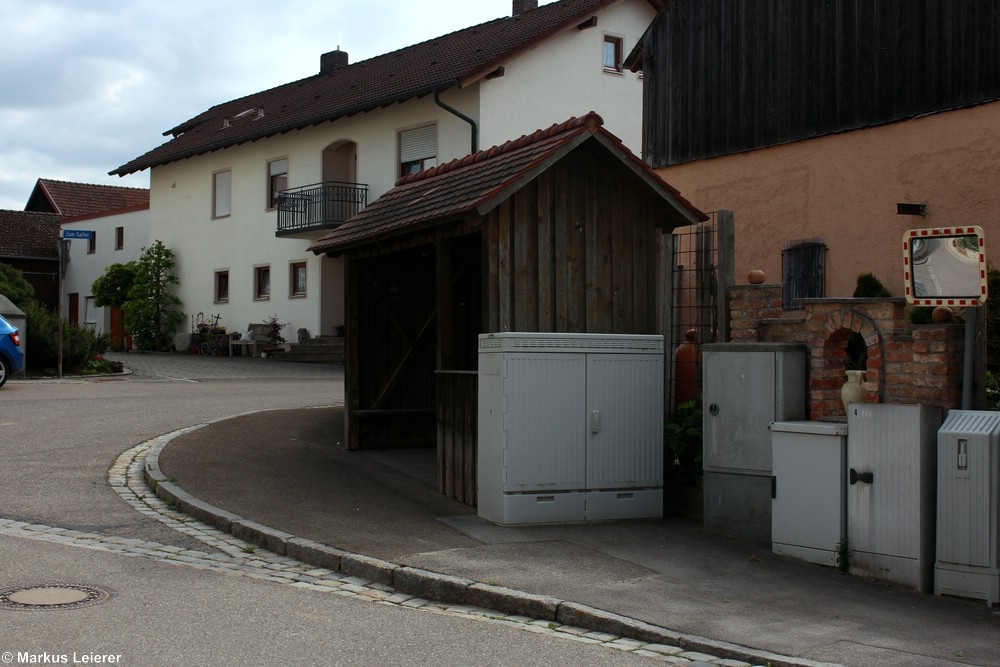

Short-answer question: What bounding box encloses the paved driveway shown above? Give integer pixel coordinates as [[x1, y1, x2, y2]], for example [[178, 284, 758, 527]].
[[103, 351, 344, 382]]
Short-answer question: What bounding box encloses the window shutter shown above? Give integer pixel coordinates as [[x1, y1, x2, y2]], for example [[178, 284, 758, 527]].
[[269, 158, 288, 176], [214, 171, 231, 217], [400, 125, 437, 162], [782, 241, 826, 309]]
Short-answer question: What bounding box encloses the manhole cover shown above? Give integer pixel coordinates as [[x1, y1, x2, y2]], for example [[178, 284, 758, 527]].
[[0, 584, 111, 611]]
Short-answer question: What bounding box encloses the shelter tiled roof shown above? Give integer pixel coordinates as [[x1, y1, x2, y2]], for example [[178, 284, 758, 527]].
[[111, 0, 659, 176], [309, 112, 705, 254], [26, 179, 149, 218], [0, 210, 61, 259]]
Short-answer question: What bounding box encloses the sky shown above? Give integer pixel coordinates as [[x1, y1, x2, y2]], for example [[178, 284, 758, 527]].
[[0, 0, 556, 211]]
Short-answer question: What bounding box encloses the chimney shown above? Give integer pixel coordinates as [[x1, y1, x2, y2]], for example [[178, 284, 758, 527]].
[[512, 0, 538, 15], [320, 48, 349, 74]]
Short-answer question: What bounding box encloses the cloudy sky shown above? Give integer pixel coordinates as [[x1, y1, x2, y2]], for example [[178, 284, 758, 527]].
[[0, 0, 555, 211]]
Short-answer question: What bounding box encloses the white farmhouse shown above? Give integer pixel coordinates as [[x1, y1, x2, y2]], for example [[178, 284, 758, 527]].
[[110, 0, 660, 345], [24, 179, 150, 350]]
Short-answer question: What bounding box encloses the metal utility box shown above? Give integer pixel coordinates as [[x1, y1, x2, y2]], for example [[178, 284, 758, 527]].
[[847, 403, 941, 592], [935, 410, 1000, 606], [477, 333, 663, 524], [771, 421, 848, 567], [702, 343, 806, 544]]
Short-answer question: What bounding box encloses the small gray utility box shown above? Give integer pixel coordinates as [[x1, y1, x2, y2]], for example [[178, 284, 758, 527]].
[[771, 421, 848, 567], [935, 410, 1000, 606]]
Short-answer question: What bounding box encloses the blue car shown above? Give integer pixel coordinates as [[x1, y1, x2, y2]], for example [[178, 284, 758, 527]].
[[0, 314, 25, 388]]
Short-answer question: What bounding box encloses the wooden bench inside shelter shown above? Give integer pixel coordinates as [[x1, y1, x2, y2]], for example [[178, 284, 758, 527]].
[[229, 323, 271, 357]]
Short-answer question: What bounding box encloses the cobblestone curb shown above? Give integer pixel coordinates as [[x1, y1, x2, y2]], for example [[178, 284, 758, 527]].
[[140, 421, 843, 667]]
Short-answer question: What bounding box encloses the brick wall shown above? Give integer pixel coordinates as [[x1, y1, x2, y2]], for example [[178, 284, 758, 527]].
[[728, 284, 964, 419]]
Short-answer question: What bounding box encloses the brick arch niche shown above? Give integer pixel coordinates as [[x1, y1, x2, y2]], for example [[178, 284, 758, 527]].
[[728, 286, 964, 420], [813, 310, 885, 419]]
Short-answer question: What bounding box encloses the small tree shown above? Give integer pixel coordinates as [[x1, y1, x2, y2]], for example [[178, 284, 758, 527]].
[[92, 261, 138, 350], [123, 241, 185, 351]]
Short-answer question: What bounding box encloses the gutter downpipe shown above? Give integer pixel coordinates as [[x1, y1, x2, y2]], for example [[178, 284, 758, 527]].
[[434, 87, 478, 154]]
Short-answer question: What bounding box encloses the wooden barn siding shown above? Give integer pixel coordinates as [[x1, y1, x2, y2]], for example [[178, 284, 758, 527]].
[[485, 152, 661, 335], [643, 0, 1000, 167]]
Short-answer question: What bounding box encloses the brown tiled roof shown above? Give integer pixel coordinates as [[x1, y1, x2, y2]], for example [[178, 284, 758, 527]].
[[26, 179, 149, 218], [0, 210, 61, 259], [111, 0, 659, 176], [308, 112, 705, 254]]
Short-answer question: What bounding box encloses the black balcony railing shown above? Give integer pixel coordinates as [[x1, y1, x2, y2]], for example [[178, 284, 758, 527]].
[[276, 181, 368, 236]]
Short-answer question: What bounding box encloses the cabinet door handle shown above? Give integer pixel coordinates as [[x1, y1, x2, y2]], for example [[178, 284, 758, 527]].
[[849, 468, 874, 485], [591, 410, 600, 434]]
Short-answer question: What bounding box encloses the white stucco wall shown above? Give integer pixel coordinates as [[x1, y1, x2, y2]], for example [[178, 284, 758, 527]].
[[62, 208, 149, 335], [477, 0, 653, 151], [148, 94, 486, 339]]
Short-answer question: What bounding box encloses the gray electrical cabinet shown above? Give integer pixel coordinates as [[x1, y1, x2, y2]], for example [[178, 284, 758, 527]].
[[477, 333, 664, 525], [771, 421, 848, 567], [847, 403, 941, 592], [703, 343, 806, 544], [935, 410, 1000, 606]]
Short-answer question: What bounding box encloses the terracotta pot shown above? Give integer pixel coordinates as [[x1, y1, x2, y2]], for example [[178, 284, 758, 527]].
[[932, 306, 954, 323], [747, 269, 766, 284]]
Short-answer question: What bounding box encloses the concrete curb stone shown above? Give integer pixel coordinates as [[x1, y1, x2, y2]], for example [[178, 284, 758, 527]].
[[285, 538, 347, 571], [466, 583, 561, 619], [230, 519, 295, 555], [341, 552, 398, 587], [393, 567, 474, 606]]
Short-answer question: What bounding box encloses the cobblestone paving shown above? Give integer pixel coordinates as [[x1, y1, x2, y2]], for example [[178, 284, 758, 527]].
[[0, 425, 763, 667]]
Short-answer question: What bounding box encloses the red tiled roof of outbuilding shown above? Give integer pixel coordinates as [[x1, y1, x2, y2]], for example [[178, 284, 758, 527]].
[[0, 210, 61, 259], [309, 111, 705, 254], [27, 179, 149, 218], [111, 0, 662, 176]]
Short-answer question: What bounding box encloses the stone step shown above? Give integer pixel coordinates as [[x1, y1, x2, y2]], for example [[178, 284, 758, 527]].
[[268, 337, 345, 363]]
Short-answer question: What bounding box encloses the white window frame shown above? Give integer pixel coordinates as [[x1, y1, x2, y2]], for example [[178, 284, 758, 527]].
[[254, 265, 271, 301], [214, 269, 230, 304], [290, 261, 307, 298], [399, 124, 437, 177], [603, 34, 624, 73], [115, 226, 124, 250], [84, 296, 97, 327], [213, 169, 232, 218], [267, 157, 288, 209]]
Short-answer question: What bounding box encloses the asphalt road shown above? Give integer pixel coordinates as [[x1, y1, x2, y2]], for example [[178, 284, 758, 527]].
[[0, 356, 653, 667]]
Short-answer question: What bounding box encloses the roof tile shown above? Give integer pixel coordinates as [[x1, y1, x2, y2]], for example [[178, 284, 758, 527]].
[[0, 210, 61, 259], [29, 179, 149, 218], [309, 112, 705, 254], [111, 0, 635, 176]]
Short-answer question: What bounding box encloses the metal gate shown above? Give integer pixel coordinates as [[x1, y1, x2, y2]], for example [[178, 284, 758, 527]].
[[667, 210, 735, 411]]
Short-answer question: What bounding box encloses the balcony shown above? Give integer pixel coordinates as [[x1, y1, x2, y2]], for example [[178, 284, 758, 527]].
[[276, 181, 368, 238]]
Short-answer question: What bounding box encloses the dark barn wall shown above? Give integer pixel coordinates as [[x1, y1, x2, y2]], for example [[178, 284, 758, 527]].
[[349, 246, 438, 448], [4, 258, 59, 311], [483, 144, 663, 335], [642, 0, 1000, 167]]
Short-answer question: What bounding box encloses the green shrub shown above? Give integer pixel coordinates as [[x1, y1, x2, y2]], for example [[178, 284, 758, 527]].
[[0, 261, 35, 308], [853, 272, 892, 298], [908, 306, 934, 325], [665, 400, 703, 477], [21, 301, 109, 374], [987, 268, 1000, 374]]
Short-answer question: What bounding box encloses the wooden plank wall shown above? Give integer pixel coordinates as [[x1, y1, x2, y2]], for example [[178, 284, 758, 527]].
[[642, 0, 1000, 167], [436, 371, 477, 506], [484, 146, 663, 335]]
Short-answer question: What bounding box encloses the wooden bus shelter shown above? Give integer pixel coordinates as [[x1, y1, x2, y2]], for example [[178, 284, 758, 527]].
[[310, 112, 705, 505]]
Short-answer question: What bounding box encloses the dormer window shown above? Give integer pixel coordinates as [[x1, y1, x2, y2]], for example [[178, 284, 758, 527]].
[[603, 34, 623, 73]]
